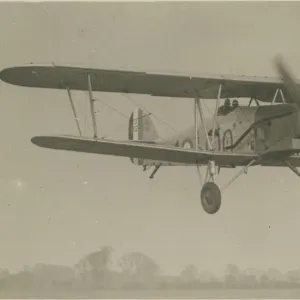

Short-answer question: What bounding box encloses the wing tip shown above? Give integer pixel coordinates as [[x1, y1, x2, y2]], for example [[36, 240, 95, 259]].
[[31, 136, 50, 148]]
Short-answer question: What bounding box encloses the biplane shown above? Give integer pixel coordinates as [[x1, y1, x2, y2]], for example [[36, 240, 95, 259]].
[[1, 57, 300, 215]]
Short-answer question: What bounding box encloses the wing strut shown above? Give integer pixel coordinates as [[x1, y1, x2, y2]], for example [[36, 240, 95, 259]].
[[284, 160, 300, 178], [211, 84, 222, 148], [194, 84, 222, 151], [149, 163, 162, 179], [280, 89, 286, 104], [271, 88, 286, 104], [221, 158, 258, 192], [66, 87, 82, 136], [271, 88, 279, 104], [87, 74, 98, 139], [194, 98, 199, 150], [195, 94, 211, 149], [248, 97, 260, 106]]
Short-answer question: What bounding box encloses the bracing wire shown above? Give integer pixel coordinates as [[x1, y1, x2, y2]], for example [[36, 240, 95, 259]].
[[93, 96, 129, 120], [120, 93, 180, 136], [81, 92, 172, 142]]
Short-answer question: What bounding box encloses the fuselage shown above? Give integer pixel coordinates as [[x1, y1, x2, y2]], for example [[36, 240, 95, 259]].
[[147, 102, 300, 167]]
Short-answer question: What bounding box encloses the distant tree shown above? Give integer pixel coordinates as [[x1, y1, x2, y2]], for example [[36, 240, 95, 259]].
[[0, 268, 9, 280], [240, 274, 257, 288], [239, 268, 261, 288], [286, 269, 300, 285], [198, 270, 216, 283], [118, 252, 161, 288], [180, 264, 199, 283], [23, 265, 31, 273], [259, 273, 271, 287], [225, 264, 241, 278], [75, 246, 113, 273], [224, 264, 242, 287], [265, 268, 285, 282], [74, 245, 114, 287], [244, 268, 262, 279]]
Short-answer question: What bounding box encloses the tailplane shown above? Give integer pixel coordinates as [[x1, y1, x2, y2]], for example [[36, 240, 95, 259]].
[[128, 108, 159, 165]]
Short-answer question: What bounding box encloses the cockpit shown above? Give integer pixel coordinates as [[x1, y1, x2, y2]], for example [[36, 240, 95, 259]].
[[217, 98, 239, 116]]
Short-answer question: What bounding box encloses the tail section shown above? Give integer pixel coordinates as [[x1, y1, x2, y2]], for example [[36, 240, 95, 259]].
[[128, 108, 159, 141], [128, 108, 159, 165]]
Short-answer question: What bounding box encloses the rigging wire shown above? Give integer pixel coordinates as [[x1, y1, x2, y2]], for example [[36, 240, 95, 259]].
[[93, 96, 129, 120], [81, 92, 171, 142], [120, 93, 180, 136], [80, 89, 255, 150]]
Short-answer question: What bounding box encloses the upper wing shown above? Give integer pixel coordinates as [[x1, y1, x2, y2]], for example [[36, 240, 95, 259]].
[[31, 135, 258, 167], [0, 64, 292, 103]]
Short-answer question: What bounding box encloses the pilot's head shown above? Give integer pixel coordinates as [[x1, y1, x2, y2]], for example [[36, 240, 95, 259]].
[[224, 98, 230, 106], [232, 99, 239, 108]]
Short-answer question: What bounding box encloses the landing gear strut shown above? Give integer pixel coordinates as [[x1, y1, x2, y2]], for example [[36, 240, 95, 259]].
[[194, 88, 223, 215]]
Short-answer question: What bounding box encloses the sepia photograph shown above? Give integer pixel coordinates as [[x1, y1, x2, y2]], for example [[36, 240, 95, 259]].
[[1, 0, 300, 298]]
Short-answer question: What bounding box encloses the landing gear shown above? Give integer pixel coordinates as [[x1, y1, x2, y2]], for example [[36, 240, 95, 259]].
[[197, 157, 258, 214], [193, 88, 260, 215], [198, 160, 222, 214], [194, 87, 223, 215], [200, 182, 221, 214]]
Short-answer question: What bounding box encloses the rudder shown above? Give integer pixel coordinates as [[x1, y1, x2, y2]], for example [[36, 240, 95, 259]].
[[128, 108, 159, 165]]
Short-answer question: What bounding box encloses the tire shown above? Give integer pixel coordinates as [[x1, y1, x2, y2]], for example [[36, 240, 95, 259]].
[[200, 182, 222, 214]]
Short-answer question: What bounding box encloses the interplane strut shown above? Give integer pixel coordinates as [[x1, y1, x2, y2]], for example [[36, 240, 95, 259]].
[[87, 74, 98, 139], [280, 89, 286, 104], [66, 73, 99, 139], [194, 99, 199, 150], [195, 94, 211, 150], [271, 87, 286, 104], [211, 84, 222, 148], [66, 87, 82, 136]]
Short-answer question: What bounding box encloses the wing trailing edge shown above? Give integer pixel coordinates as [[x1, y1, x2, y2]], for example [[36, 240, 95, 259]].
[[0, 65, 294, 102], [31, 135, 259, 166], [31, 135, 300, 167]]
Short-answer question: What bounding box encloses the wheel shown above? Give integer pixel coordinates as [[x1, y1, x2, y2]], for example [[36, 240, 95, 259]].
[[200, 182, 222, 214]]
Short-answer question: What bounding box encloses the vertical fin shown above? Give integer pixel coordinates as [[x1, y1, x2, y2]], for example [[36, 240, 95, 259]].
[[128, 108, 158, 165]]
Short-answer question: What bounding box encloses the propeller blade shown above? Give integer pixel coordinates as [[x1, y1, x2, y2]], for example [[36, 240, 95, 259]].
[[274, 55, 300, 104]]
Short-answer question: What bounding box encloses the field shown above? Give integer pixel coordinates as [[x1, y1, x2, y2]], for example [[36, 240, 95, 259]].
[[1, 289, 300, 299]]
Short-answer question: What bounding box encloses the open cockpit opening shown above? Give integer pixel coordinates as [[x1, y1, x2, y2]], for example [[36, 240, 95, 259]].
[[217, 98, 240, 116]]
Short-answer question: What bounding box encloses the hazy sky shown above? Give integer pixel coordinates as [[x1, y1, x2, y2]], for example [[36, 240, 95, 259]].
[[1, 1, 300, 276]]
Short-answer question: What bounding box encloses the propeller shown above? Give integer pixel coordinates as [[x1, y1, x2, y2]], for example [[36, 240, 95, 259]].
[[273, 55, 300, 105]]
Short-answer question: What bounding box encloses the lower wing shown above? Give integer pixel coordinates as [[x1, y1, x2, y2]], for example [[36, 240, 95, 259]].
[[31, 135, 259, 167]]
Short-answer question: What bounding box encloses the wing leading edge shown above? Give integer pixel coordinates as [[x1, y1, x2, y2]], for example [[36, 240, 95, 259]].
[[31, 135, 300, 167], [0, 65, 293, 102], [31, 135, 259, 166]]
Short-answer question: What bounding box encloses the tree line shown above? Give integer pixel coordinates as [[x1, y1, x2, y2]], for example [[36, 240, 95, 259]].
[[0, 245, 300, 294]]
